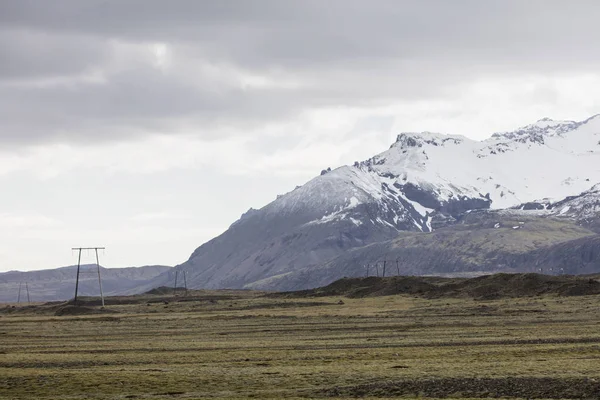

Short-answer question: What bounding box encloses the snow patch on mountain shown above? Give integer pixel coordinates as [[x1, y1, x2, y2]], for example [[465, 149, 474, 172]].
[[271, 114, 600, 233], [309, 196, 361, 225], [550, 183, 600, 221]]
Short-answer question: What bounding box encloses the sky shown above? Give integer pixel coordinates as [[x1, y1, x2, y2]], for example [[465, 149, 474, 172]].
[[1, 0, 600, 272]]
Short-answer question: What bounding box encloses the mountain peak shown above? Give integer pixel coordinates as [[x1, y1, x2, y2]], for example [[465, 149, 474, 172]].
[[531, 118, 576, 128], [394, 132, 425, 148], [393, 131, 466, 150], [491, 117, 581, 142]]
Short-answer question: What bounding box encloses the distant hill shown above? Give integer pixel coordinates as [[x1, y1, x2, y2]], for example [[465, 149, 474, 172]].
[[0, 265, 171, 303]]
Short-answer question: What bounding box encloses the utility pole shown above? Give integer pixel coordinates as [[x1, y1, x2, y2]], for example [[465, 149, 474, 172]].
[[183, 271, 188, 297], [18, 281, 31, 304], [382, 258, 387, 278], [73, 249, 82, 304], [94, 248, 105, 308], [173, 270, 179, 296], [72, 247, 105, 306], [396, 257, 401, 276]]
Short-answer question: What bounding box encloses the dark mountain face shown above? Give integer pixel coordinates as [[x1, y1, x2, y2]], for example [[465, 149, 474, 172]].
[[140, 116, 600, 292], [243, 213, 600, 291], [176, 202, 403, 290], [510, 235, 600, 275]]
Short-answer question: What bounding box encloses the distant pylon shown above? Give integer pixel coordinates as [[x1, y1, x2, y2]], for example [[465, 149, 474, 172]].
[[183, 271, 188, 297], [16, 282, 30, 304], [72, 247, 106, 307], [173, 270, 179, 296]]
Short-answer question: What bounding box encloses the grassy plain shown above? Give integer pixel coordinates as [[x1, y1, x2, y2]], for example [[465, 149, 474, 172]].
[[2, 289, 600, 399]]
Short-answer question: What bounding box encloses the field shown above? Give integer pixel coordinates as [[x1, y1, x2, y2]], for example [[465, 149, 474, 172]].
[[2, 284, 600, 399]]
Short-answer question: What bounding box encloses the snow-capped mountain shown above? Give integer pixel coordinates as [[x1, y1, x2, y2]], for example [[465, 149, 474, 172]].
[[146, 115, 600, 291], [357, 114, 600, 217], [264, 114, 600, 233]]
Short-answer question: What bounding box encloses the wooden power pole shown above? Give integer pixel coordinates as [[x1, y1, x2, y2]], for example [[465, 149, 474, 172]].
[[72, 247, 106, 307], [173, 270, 179, 296], [183, 271, 188, 297]]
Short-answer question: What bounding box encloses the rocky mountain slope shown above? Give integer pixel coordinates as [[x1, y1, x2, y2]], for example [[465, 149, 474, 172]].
[[146, 115, 600, 291], [248, 211, 600, 290], [0, 265, 171, 303], [548, 183, 600, 232]]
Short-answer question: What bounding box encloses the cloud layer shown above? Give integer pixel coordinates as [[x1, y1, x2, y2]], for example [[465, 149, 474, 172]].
[[1, 1, 600, 271], [2, 0, 600, 146]]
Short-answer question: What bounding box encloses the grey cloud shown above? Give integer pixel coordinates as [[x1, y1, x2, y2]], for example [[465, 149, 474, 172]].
[[0, 65, 320, 144], [1, 0, 600, 145], [0, 29, 110, 79], [3, 1, 599, 69]]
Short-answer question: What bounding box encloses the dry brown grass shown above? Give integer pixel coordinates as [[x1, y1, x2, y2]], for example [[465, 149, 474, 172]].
[[1, 291, 600, 399]]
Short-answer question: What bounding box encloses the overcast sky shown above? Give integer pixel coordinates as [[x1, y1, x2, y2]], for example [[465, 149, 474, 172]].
[[1, 0, 600, 272]]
